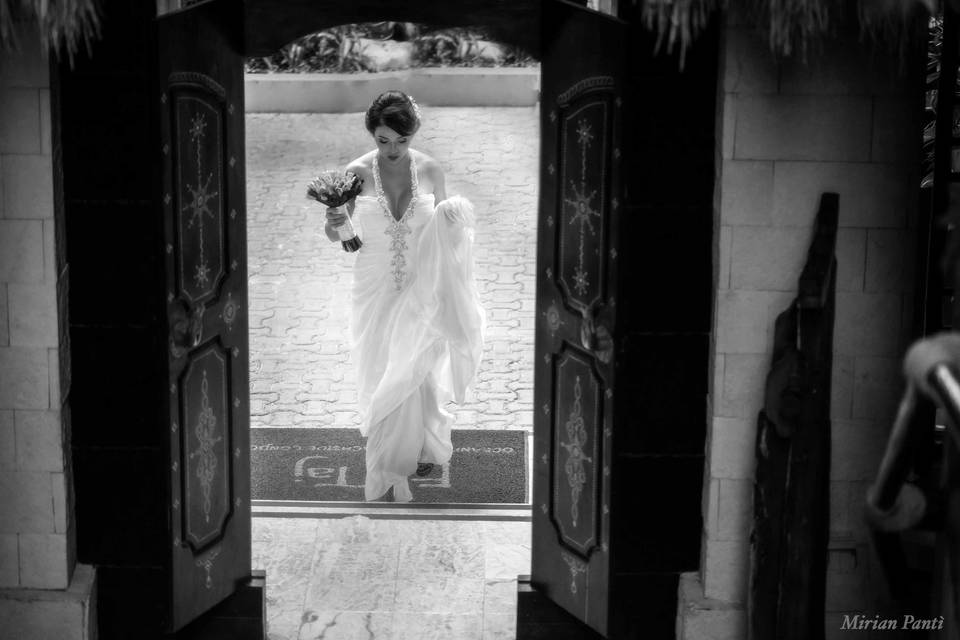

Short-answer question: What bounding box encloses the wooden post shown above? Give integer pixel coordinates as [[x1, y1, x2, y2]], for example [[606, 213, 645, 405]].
[[749, 193, 837, 640]]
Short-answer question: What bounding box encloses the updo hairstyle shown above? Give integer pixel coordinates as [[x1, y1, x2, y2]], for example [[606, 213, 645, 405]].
[[365, 90, 421, 137]]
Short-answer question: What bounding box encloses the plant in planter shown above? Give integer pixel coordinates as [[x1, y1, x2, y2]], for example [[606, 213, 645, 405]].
[[247, 26, 370, 73], [245, 22, 535, 73], [414, 26, 530, 67]]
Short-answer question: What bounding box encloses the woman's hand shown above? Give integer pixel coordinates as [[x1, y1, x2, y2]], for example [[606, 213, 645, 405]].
[[324, 206, 348, 242], [325, 206, 348, 227]]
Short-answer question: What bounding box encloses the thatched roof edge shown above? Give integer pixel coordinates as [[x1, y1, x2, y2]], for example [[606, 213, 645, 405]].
[[640, 0, 934, 63], [0, 0, 101, 62], [0, 0, 932, 66]]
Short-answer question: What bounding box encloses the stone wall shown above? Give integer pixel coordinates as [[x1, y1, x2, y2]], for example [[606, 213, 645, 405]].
[[244, 69, 541, 113], [678, 12, 922, 640], [0, 28, 95, 640]]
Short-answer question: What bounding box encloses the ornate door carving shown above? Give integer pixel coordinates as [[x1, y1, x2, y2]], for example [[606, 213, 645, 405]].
[[532, 1, 626, 635], [158, 0, 251, 631]]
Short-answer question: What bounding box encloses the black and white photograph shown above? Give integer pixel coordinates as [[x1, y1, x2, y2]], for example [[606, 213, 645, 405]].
[[0, 0, 958, 638]]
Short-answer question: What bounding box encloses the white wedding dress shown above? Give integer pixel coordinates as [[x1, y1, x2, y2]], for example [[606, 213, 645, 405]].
[[349, 154, 485, 502]]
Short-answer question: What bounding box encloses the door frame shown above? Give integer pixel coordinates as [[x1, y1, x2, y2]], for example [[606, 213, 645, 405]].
[[60, 0, 716, 637]]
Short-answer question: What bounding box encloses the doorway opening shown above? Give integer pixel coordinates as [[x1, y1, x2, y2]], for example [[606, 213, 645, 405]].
[[60, 1, 714, 636], [243, 21, 541, 639]]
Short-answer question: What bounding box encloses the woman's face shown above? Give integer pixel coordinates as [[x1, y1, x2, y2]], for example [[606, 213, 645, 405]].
[[373, 125, 412, 165]]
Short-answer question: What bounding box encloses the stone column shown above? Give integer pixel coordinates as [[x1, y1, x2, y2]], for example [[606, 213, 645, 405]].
[[0, 26, 95, 640]]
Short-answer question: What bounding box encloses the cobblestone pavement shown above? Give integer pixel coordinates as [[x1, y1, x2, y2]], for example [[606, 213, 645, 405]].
[[246, 107, 538, 431]]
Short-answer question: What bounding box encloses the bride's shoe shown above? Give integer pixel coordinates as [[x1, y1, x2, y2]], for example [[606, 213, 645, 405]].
[[415, 463, 434, 477], [372, 486, 394, 502]]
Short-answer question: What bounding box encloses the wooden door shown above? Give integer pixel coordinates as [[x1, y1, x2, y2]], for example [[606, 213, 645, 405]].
[[157, 0, 251, 631], [532, 1, 626, 635]]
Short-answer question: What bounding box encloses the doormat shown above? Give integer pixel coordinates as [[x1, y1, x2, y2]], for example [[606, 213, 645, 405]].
[[251, 428, 527, 504]]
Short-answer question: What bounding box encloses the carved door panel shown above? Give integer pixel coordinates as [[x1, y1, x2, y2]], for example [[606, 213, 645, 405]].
[[157, 0, 250, 631], [532, 1, 626, 635]]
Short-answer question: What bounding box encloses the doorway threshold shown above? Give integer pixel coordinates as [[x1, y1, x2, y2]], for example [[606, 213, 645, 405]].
[[252, 499, 533, 521]]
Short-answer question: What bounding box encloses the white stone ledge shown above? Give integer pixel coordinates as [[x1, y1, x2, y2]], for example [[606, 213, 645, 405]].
[[0, 563, 95, 640], [676, 572, 746, 640], [245, 67, 541, 113]]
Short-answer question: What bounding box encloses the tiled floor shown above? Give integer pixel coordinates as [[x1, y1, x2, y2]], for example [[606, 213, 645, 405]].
[[253, 515, 531, 640]]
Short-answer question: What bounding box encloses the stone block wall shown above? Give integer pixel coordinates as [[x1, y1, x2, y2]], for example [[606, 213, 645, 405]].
[[679, 13, 922, 640], [0, 34, 70, 592], [0, 26, 95, 640]]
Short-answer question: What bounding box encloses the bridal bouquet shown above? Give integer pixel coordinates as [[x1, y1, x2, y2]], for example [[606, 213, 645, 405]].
[[307, 170, 364, 252]]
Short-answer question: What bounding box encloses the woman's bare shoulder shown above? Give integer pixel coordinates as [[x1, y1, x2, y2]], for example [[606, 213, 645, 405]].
[[345, 153, 376, 194], [414, 150, 443, 172], [414, 150, 445, 185], [346, 152, 375, 176], [413, 150, 445, 200]]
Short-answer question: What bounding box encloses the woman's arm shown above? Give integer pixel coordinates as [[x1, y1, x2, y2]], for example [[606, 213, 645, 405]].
[[344, 159, 368, 207], [424, 158, 447, 203], [324, 161, 363, 242]]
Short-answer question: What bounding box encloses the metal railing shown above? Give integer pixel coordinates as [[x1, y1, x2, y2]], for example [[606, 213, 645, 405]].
[[867, 335, 960, 528], [866, 333, 960, 608]]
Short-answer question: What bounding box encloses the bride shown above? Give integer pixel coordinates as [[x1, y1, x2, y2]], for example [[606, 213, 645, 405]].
[[324, 90, 486, 502]]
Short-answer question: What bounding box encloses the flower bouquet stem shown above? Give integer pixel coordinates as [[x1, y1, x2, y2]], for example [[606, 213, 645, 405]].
[[332, 207, 362, 252]]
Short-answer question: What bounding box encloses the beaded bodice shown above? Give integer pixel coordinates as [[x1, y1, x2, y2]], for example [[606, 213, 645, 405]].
[[374, 153, 418, 224], [353, 154, 435, 292]]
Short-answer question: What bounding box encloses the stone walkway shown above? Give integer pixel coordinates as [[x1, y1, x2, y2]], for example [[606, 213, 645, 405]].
[[245, 108, 539, 432], [255, 516, 530, 640]]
